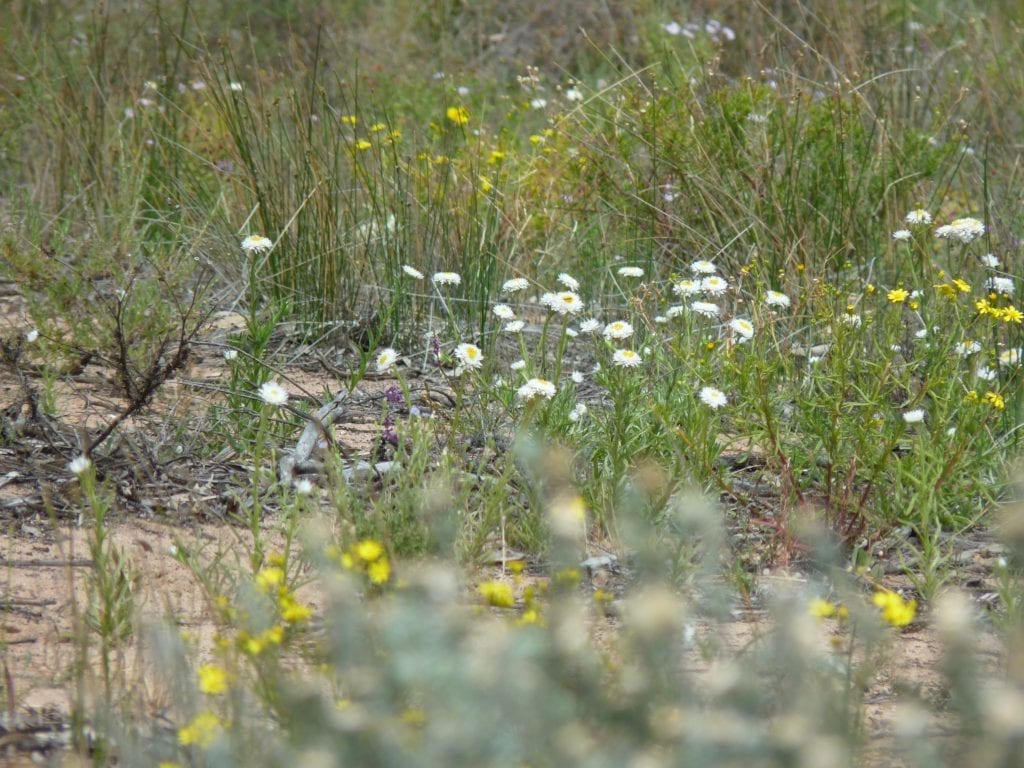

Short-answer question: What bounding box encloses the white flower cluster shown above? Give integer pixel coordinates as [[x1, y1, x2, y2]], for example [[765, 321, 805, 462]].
[[935, 217, 985, 244]]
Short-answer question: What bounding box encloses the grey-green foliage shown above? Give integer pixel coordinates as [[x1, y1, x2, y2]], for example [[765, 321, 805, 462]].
[[110, 489, 1024, 768]]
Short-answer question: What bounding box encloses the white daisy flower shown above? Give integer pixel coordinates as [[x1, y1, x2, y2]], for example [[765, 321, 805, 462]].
[[510, 359, 526, 371], [375, 347, 398, 372], [432, 271, 462, 286], [565, 328, 578, 338], [690, 301, 720, 318], [699, 386, 727, 409], [493, 303, 516, 320], [729, 318, 754, 340], [568, 402, 588, 422], [690, 260, 717, 275], [579, 318, 602, 333], [68, 455, 92, 476], [557, 272, 580, 290], [402, 265, 424, 279], [612, 349, 642, 367], [981, 253, 1001, 268], [654, 316, 668, 324], [976, 365, 998, 380], [955, 340, 982, 356], [241, 235, 273, 253], [517, 378, 557, 401], [765, 290, 791, 308], [504, 320, 525, 333], [502, 277, 529, 293], [665, 305, 686, 319], [565, 87, 583, 102], [673, 279, 701, 296], [841, 313, 862, 327], [259, 381, 289, 406], [545, 291, 584, 316], [618, 266, 644, 278], [603, 321, 634, 341], [902, 409, 925, 424], [455, 343, 484, 369], [987, 276, 1015, 295], [701, 276, 729, 295], [999, 348, 1021, 367], [570, 370, 585, 383], [892, 229, 912, 241], [905, 208, 932, 225]]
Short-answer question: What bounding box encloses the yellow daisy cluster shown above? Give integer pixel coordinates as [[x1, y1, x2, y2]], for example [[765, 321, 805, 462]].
[[198, 663, 230, 695], [178, 710, 223, 748], [807, 598, 849, 620], [965, 390, 1006, 410], [332, 538, 392, 586], [934, 278, 972, 299], [477, 577, 545, 626], [478, 580, 515, 608], [446, 105, 470, 125], [872, 590, 917, 627], [254, 562, 315, 625], [976, 299, 1023, 323]]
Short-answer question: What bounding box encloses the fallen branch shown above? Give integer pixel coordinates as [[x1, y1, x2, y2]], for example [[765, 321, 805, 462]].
[[278, 389, 351, 482]]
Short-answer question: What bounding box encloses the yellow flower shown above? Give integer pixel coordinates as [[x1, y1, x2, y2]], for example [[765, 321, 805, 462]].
[[369, 122, 387, 132], [354, 139, 372, 151], [356, 539, 384, 563], [198, 664, 229, 695], [239, 632, 265, 656], [965, 390, 979, 403], [887, 288, 909, 304], [280, 593, 313, 623], [478, 580, 515, 608], [367, 558, 391, 585], [935, 283, 957, 299], [255, 566, 285, 592], [976, 298, 992, 315], [985, 391, 1005, 410], [872, 590, 917, 627], [178, 711, 221, 748], [1000, 305, 1023, 324], [488, 150, 506, 164], [953, 278, 972, 293], [808, 598, 837, 618], [518, 607, 543, 626], [341, 115, 358, 125], [554, 568, 581, 585], [446, 105, 470, 125], [264, 625, 284, 645]]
